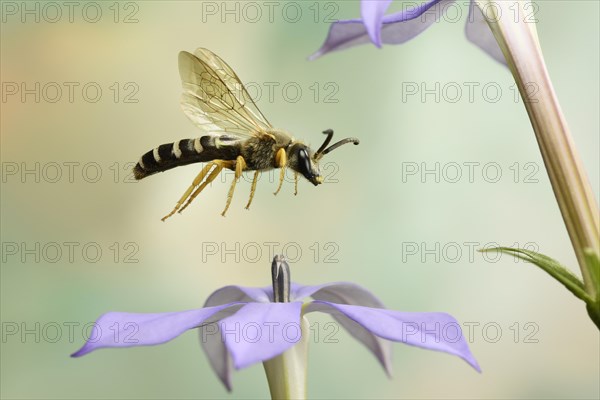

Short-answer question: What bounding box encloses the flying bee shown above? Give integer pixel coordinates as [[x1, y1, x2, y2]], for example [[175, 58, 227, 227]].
[[133, 48, 359, 220]]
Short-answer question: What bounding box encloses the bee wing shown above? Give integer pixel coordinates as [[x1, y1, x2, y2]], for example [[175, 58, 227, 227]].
[[179, 49, 273, 139]]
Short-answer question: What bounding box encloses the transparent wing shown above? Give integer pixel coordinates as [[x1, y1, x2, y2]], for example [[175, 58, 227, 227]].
[[179, 48, 273, 138]]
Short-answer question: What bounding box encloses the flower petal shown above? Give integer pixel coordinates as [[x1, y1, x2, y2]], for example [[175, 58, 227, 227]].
[[71, 303, 242, 357], [292, 282, 385, 307], [305, 301, 481, 372], [465, 1, 507, 65], [303, 299, 392, 375], [296, 282, 393, 374], [290, 282, 323, 301], [361, 0, 393, 47], [198, 305, 246, 391], [218, 302, 303, 369], [202, 282, 387, 306], [204, 285, 272, 306], [310, 0, 449, 60]]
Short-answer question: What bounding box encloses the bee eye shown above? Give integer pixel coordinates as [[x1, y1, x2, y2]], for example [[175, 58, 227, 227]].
[[299, 149, 311, 175]]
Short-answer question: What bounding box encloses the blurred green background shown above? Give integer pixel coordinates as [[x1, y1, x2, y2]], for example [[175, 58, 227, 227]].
[[1, 1, 598, 399]]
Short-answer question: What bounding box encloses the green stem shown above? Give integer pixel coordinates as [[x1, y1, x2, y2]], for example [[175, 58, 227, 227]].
[[476, 0, 600, 298], [263, 316, 309, 400]]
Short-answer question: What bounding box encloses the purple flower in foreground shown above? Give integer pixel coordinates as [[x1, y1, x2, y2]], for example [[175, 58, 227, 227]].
[[73, 256, 480, 393], [310, 0, 505, 64]]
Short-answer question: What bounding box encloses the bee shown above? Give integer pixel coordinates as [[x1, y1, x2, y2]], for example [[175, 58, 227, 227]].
[[133, 48, 359, 220]]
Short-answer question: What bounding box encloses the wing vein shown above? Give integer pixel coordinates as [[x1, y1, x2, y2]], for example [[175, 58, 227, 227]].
[[178, 48, 273, 140]]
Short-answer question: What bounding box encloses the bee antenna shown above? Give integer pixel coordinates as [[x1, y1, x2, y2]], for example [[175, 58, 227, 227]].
[[314, 129, 334, 159], [322, 137, 360, 155]]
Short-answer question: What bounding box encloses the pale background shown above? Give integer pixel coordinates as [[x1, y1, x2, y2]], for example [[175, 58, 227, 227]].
[[1, 1, 599, 399]]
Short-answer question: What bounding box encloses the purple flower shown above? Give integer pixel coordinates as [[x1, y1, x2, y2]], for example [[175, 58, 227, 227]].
[[72, 256, 480, 392], [310, 0, 505, 64]]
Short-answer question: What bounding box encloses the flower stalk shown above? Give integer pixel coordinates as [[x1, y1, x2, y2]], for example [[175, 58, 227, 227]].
[[263, 317, 309, 400], [475, 0, 600, 299]]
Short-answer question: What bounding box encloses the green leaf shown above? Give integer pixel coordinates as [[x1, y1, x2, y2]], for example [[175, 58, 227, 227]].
[[586, 302, 600, 329], [583, 248, 600, 329], [480, 247, 592, 303]]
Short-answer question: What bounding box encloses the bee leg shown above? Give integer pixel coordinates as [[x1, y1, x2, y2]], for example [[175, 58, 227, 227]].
[[245, 170, 260, 210], [222, 156, 247, 216], [178, 165, 223, 214], [294, 172, 299, 196], [161, 162, 216, 221], [178, 160, 234, 216], [273, 148, 287, 196]]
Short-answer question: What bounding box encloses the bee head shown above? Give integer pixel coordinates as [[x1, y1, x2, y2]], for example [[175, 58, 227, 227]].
[[288, 143, 323, 186], [287, 130, 359, 186]]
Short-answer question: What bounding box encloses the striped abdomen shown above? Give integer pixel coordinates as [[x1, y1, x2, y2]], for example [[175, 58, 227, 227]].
[[133, 136, 241, 180]]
